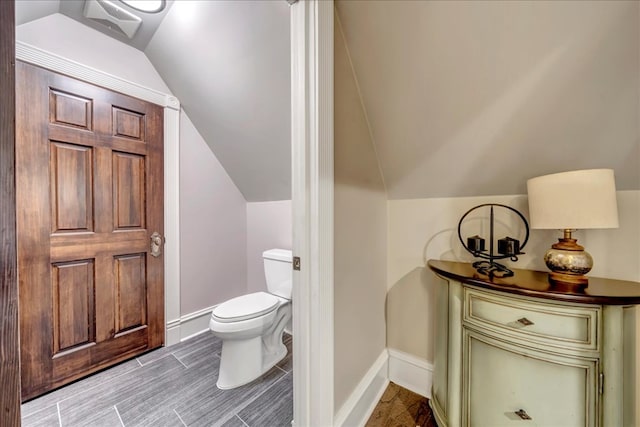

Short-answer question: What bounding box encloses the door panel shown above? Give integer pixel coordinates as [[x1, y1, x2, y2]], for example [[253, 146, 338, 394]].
[[52, 259, 96, 354], [114, 253, 147, 334], [50, 142, 94, 233], [113, 152, 146, 229], [17, 61, 164, 400], [49, 89, 93, 130], [113, 107, 145, 140]]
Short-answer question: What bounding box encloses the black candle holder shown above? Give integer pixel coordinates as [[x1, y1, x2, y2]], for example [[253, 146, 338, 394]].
[[457, 204, 529, 278]]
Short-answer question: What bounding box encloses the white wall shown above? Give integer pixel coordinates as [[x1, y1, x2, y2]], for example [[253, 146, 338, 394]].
[[333, 13, 388, 412], [387, 191, 640, 362], [179, 112, 248, 314], [246, 201, 292, 294]]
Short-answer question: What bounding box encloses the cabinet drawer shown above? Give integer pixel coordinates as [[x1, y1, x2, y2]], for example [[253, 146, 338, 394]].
[[464, 287, 600, 352]]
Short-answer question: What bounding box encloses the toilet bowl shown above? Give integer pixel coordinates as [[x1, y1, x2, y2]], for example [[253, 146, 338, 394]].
[[209, 249, 292, 389]]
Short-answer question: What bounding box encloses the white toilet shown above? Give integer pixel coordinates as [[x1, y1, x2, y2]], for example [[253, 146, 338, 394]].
[[209, 248, 292, 389]]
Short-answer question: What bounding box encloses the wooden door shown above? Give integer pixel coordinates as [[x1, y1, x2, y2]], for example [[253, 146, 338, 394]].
[[16, 61, 165, 401]]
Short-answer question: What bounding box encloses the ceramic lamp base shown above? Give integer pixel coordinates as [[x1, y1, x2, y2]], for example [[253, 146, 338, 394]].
[[544, 237, 593, 289]]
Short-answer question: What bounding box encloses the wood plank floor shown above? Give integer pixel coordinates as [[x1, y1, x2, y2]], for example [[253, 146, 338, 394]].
[[365, 382, 437, 427], [21, 332, 293, 427]]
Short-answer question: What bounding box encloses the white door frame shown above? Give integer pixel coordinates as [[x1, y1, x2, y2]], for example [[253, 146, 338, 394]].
[[290, 1, 335, 425], [14, 41, 182, 347]]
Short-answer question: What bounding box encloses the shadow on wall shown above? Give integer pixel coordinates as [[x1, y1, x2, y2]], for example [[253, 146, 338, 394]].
[[385, 227, 470, 362], [386, 267, 437, 362], [386, 205, 533, 362]]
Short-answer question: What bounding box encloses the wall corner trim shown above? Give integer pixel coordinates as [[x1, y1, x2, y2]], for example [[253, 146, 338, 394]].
[[387, 348, 433, 399], [15, 41, 180, 110], [334, 350, 389, 427]]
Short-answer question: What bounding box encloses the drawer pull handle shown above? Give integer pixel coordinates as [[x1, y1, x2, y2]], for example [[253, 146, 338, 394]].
[[516, 317, 534, 326], [515, 409, 532, 420]]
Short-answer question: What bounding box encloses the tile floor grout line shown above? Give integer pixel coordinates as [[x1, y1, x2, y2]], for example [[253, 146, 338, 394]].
[[56, 402, 62, 427], [174, 408, 188, 427], [174, 353, 189, 369], [170, 342, 215, 362], [22, 361, 144, 419], [224, 374, 285, 420], [231, 370, 293, 427], [51, 361, 144, 409], [53, 359, 187, 426], [94, 361, 193, 426], [138, 353, 173, 367], [237, 369, 288, 418], [173, 346, 220, 367], [235, 413, 251, 427], [114, 405, 126, 427]]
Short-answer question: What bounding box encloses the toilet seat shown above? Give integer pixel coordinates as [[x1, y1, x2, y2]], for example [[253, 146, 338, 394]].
[[212, 292, 279, 323]]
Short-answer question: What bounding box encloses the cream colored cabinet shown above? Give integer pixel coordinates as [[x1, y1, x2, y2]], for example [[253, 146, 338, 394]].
[[429, 260, 639, 427], [465, 321, 599, 427]]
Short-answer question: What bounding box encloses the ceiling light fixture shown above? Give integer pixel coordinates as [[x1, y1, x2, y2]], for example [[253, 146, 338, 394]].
[[120, 0, 165, 13]]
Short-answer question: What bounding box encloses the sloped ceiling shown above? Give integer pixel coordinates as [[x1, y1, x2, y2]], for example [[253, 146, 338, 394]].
[[16, 0, 291, 202], [335, 0, 640, 199], [16, 1, 639, 201], [144, 1, 291, 202]]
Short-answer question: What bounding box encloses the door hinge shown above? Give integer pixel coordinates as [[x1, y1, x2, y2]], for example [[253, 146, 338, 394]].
[[599, 372, 604, 395], [293, 256, 301, 271]]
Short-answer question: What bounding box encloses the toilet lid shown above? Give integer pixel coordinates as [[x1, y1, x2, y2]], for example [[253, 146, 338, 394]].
[[212, 292, 279, 323]]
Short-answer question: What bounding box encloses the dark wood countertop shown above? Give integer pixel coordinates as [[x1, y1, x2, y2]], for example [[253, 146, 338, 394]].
[[428, 260, 640, 305]]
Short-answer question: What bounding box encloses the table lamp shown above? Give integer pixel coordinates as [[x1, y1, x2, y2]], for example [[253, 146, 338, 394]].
[[526, 169, 619, 288]]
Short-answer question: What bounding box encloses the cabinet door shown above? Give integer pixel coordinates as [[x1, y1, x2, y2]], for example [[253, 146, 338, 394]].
[[463, 329, 598, 427]]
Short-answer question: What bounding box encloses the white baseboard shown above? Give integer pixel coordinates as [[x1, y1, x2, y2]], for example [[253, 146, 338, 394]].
[[387, 348, 433, 398], [334, 350, 389, 427], [165, 305, 216, 346]]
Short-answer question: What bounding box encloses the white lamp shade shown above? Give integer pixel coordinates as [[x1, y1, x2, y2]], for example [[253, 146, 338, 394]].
[[527, 169, 619, 230]]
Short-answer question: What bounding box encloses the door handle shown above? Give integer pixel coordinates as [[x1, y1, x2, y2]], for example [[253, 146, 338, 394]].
[[150, 231, 163, 257]]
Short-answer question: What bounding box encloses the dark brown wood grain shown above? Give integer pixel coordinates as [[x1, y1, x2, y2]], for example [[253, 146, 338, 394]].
[[17, 62, 165, 400], [0, 0, 22, 424], [365, 382, 436, 427], [428, 259, 640, 305]]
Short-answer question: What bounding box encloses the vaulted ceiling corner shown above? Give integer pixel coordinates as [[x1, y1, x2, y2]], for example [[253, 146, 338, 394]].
[[336, 0, 640, 200]]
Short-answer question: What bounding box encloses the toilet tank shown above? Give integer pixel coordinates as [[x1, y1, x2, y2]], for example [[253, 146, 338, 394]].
[[263, 249, 292, 299]]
